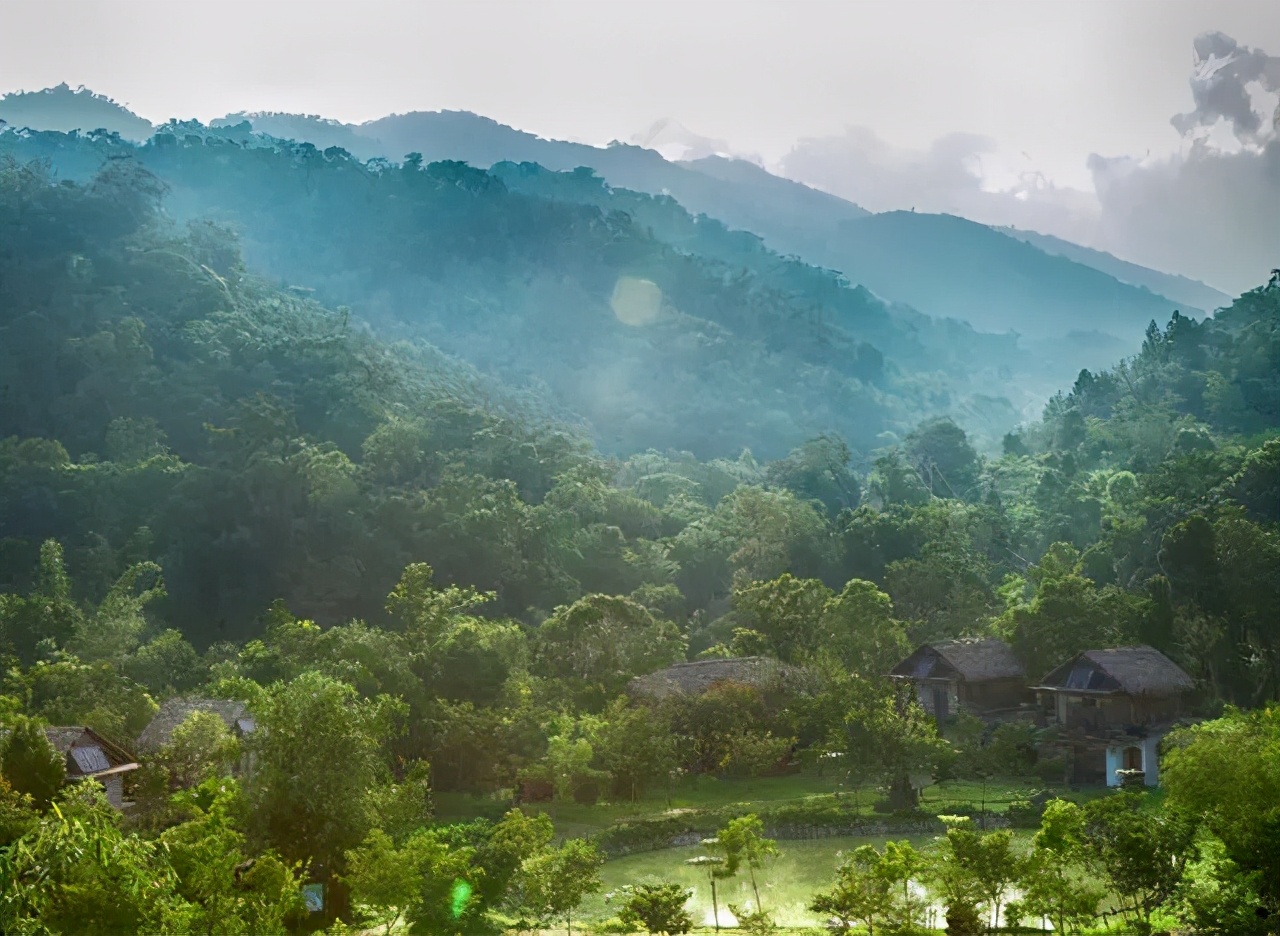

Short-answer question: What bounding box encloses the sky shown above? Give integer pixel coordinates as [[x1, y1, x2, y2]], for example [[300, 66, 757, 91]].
[[0, 0, 1273, 184], [2, 0, 1277, 291]]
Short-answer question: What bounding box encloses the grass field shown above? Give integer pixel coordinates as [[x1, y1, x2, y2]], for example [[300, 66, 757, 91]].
[[434, 771, 1074, 839]]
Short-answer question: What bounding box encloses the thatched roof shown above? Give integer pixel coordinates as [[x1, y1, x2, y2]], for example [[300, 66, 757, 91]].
[[1035, 646, 1194, 696], [889, 638, 1024, 683], [628, 657, 803, 700], [136, 698, 252, 753]]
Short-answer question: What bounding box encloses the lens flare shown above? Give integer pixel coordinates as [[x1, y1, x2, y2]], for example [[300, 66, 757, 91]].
[[450, 878, 473, 919]]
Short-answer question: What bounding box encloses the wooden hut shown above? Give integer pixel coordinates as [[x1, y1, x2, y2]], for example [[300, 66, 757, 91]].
[[1033, 645, 1195, 786], [888, 637, 1030, 720]]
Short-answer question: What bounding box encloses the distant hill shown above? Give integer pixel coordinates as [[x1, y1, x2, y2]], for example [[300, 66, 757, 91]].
[[997, 226, 1233, 314], [219, 109, 1195, 345], [0, 126, 1040, 457], [814, 211, 1185, 340], [0, 84, 154, 140], [2, 87, 1204, 353]]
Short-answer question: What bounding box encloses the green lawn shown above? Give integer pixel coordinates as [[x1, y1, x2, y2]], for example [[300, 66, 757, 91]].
[[435, 772, 1075, 840]]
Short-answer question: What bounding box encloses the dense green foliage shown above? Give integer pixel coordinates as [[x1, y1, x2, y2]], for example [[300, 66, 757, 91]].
[[0, 126, 1040, 458], [0, 126, 1277, 934]]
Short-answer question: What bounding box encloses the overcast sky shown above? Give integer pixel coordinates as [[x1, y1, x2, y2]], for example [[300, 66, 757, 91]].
[[2, 0, 1277, 189]]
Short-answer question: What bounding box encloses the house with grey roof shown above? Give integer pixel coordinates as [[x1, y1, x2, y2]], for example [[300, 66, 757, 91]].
[[135, 698, 255, 755], [1032, 645, 1195, 787], [43, 726, 139, 809], [888, 637, 1031, 721], [628, 656, 806, 701]]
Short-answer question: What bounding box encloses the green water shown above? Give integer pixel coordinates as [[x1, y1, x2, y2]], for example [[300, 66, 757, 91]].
[[585, 835, 941, 929]]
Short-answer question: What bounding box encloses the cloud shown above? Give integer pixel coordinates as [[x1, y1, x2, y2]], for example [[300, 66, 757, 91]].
[[1171, 31, 1280, 143], [777, 127, 1099, 244], [776, 32, 1280, 297]]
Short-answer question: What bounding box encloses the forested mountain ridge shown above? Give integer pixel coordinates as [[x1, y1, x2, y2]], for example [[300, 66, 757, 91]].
[[1, 130, 1279, 936], [0, 124, 1034, 457], [0, 85, 1212, 357], [1, 154, 1276, 703], [213, 109, 1209, 345], [998, 226, 1234, 313]]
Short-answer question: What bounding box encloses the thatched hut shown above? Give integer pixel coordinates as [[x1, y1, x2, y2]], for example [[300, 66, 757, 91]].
[[888, 637, 1030, 719], [628, 656, 804, 701], [1033, 645, 1194, 787], [44, 726, 138, 809], [136, 698, 255, 754]]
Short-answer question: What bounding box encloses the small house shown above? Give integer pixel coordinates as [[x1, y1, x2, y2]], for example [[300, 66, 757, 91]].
[[1033, 645, 1194, 787], [628, 656, 805, 701], [888, 638, 1030, 721], [44, 726, 139, 809], [135, 698, 256, 755]]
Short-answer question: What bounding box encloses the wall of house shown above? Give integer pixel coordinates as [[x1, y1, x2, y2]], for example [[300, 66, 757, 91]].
[[1071, 743, 1107, 785], [915, 679, 958, 717], [962, 679, 1031, 713], [103, 776, 123, 808], [1103, 735, 1163, 787]]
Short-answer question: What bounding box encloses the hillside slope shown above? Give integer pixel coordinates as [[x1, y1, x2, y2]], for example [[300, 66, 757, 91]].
[[998, 226, 1233, 313], [1, 127, 1034, 457], [1, 88, 1203, 353]]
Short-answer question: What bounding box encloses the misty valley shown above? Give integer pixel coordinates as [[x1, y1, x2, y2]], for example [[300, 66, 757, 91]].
[[0, 17, 1278, 936]]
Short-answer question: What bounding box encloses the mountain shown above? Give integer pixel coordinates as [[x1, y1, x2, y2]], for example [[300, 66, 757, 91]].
[[213, 109, 1197, 344], [0, 84, 154, 141], [1, 87, 1204, 353], [997, 226, 1233, 314], [810, 211, 1186, 341], [0, 125, 1037, 458]]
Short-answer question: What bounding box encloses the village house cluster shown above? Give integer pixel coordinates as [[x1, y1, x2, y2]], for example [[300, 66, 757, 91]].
[[888, 639, 1195, 787], [41, 640, 1194, 810]]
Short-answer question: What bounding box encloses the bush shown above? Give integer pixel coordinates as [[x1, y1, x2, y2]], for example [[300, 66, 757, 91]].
[[1035, 756, 1067, 784], [1007, 798, 1044, 828], [618, 883, 694, 935]]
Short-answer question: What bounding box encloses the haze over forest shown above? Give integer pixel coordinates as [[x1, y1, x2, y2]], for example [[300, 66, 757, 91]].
[[0, 3, 1278, 934]]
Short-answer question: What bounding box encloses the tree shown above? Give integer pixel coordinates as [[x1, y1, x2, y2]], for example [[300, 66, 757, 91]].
[[0, 540, 85, 664], [159, 778, 303, 935], [1162, 705, 1280, 925], [715, 814, 780, 912], [685, 850, 727, 933], [817, 578, 910, 677], [343, 829, 419, 935], [809, 841, 922, 935], [0, 716, 65, 808], [591, 698, 677, 801], [537, 594, 685, 706], [153, 710, 241, 790], [616, 882, 694, 935], [473, 808, 554, 909], [730, 573, 832, 663], [0, 784, 192, 934], [243, 671, 405, 921], [1018, 799, 1102, 934], [831, 683, 946, 810], [959, 826, 1022, 929], [517, 838, 604, 936], [927, 817, 987, 936], [905, 418, 981, 499], [1081, 792, 1198, 935]]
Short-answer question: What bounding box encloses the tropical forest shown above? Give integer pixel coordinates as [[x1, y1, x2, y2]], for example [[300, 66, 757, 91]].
[[0, 10, 1278, 936]]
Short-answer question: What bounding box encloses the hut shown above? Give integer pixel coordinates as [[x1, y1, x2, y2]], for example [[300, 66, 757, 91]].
[[135, 698, 255, 755], [44, 726, 138, 809], [628, 656, 804, 701], [1033, 645, 1195, 786], [888, 638, 1030, 721]]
